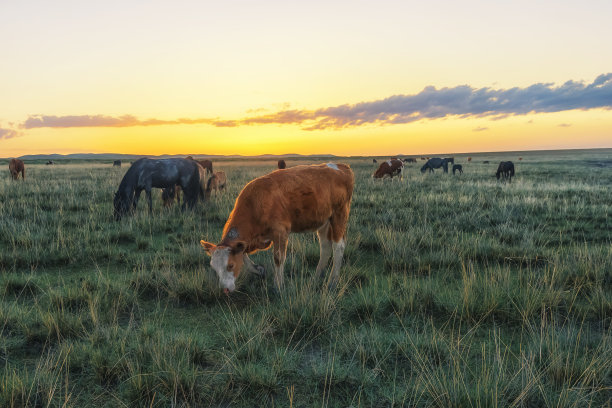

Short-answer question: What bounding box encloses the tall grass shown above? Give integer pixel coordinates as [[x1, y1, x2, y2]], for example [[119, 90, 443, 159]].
[[1, 152, 611, 406]]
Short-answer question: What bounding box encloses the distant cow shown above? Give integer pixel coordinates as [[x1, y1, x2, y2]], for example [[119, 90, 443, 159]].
[[420, 157, 426, 160], [468, 157, 472, 162], [113, 158, 205, 220], [277, 159, 286, 169], [403, 158, 417, 163], [373, 158, 404, 180], [519, 157, 523, 161], [373, 158, 377, 163], [483, 161, 490, 164], [9, 159, 25, 180], [421, 158, 449, 174], [496, 161, 515, 182], [113, 160, 121, 167], [200, 163, 354, 293], [205, 171, 227, 198], [197, 159, 213, 175], [452, 164, 463, 175], [46, 160, 54, 165]]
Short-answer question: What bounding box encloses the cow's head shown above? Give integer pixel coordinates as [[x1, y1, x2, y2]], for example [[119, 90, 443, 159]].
[[200, 240, 247, 293]]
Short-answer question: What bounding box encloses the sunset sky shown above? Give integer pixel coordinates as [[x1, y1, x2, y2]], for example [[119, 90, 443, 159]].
[[1, 0, 611, 157]]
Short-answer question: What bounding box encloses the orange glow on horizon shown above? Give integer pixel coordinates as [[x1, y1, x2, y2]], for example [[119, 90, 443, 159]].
[[2, 109, 610, 157]]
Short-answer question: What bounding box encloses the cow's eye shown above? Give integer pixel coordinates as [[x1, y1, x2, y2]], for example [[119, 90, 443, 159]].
[[228, 263, 235, 270]]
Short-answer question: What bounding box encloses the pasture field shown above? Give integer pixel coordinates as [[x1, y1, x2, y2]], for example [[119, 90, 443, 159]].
[[1, 150, 611, 407]]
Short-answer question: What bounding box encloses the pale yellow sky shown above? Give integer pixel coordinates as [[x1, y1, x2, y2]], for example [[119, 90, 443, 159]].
[[1, 0, 611, 156]]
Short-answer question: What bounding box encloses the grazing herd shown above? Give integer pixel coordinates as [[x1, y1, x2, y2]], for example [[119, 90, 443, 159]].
[[369, 156, 517, 182], [6, 154, 518, 294]]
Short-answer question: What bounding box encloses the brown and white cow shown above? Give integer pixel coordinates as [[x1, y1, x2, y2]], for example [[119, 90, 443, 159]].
[[9, 159, 25, 180], [200, 163, 354, 293], [373, 158, 404, 180]]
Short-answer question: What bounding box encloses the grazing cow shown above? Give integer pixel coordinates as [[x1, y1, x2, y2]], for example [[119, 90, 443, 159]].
[[468, 157, 472, 162], [9, 159, 25, 180], [496, 161, 515, 182], [113, 158, 206, 220], [113, 160, 121, 167], [420, 157, 426, 160], [403, 158, 417, 163], [277, 159, 286, 169], [162, 185, 182, 207], [372, 158, 377, 164], [373, 158, 404, 180], [421, 158, 449, 174], [197, 159, 213, 175], [200, 163, 354, 293], [452, 164, 463, 175], [483, 160, 490, 164], [46, 160, 54, 165], [519, 157, 523, 161], [205, 171, 227, 198]]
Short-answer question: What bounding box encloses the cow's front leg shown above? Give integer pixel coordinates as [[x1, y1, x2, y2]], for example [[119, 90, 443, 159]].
[[272, 234, 288, 291], [243, 254, 265, 277]]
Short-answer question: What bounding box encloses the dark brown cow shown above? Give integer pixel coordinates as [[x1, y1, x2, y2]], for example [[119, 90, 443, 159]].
[[277, 159, 286, 169], [200, 163, 354, 293], [373, 158, 404, 180], [205, 171, 227, 199], [197, 159, 213, 175], [468, 157, 472, 162], [9, 159, 25, 180]]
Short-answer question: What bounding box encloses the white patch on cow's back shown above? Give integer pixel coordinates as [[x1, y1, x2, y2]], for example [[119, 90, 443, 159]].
[[386, 160, 392, 166], [326, 163, 339, 170]]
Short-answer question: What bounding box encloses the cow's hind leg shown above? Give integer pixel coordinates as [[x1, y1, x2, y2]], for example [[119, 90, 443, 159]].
[[316, 222, 333, 280]]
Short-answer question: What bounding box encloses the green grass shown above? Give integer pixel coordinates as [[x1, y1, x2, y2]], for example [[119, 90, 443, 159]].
[[1, 151, 611, 407]]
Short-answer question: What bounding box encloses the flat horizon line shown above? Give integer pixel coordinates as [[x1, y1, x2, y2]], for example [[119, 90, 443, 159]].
[[3, 146, 611, 161]]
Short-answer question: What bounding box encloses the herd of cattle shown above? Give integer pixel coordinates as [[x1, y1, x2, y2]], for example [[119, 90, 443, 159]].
[[372, 157, 515, 181], [6, 155, 516, 294]]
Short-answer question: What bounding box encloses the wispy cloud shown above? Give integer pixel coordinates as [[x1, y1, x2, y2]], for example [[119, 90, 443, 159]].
[[473, 127, 489, 132], [0, 128, 22, 139], [558, 123, 572, 127], [22, 114, 217, 129], [8, 73, 612, 135]]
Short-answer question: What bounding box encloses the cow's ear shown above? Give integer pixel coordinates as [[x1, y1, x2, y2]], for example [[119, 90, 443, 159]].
[[232, 241, 247, 255], [200, 240, 216, 255]]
